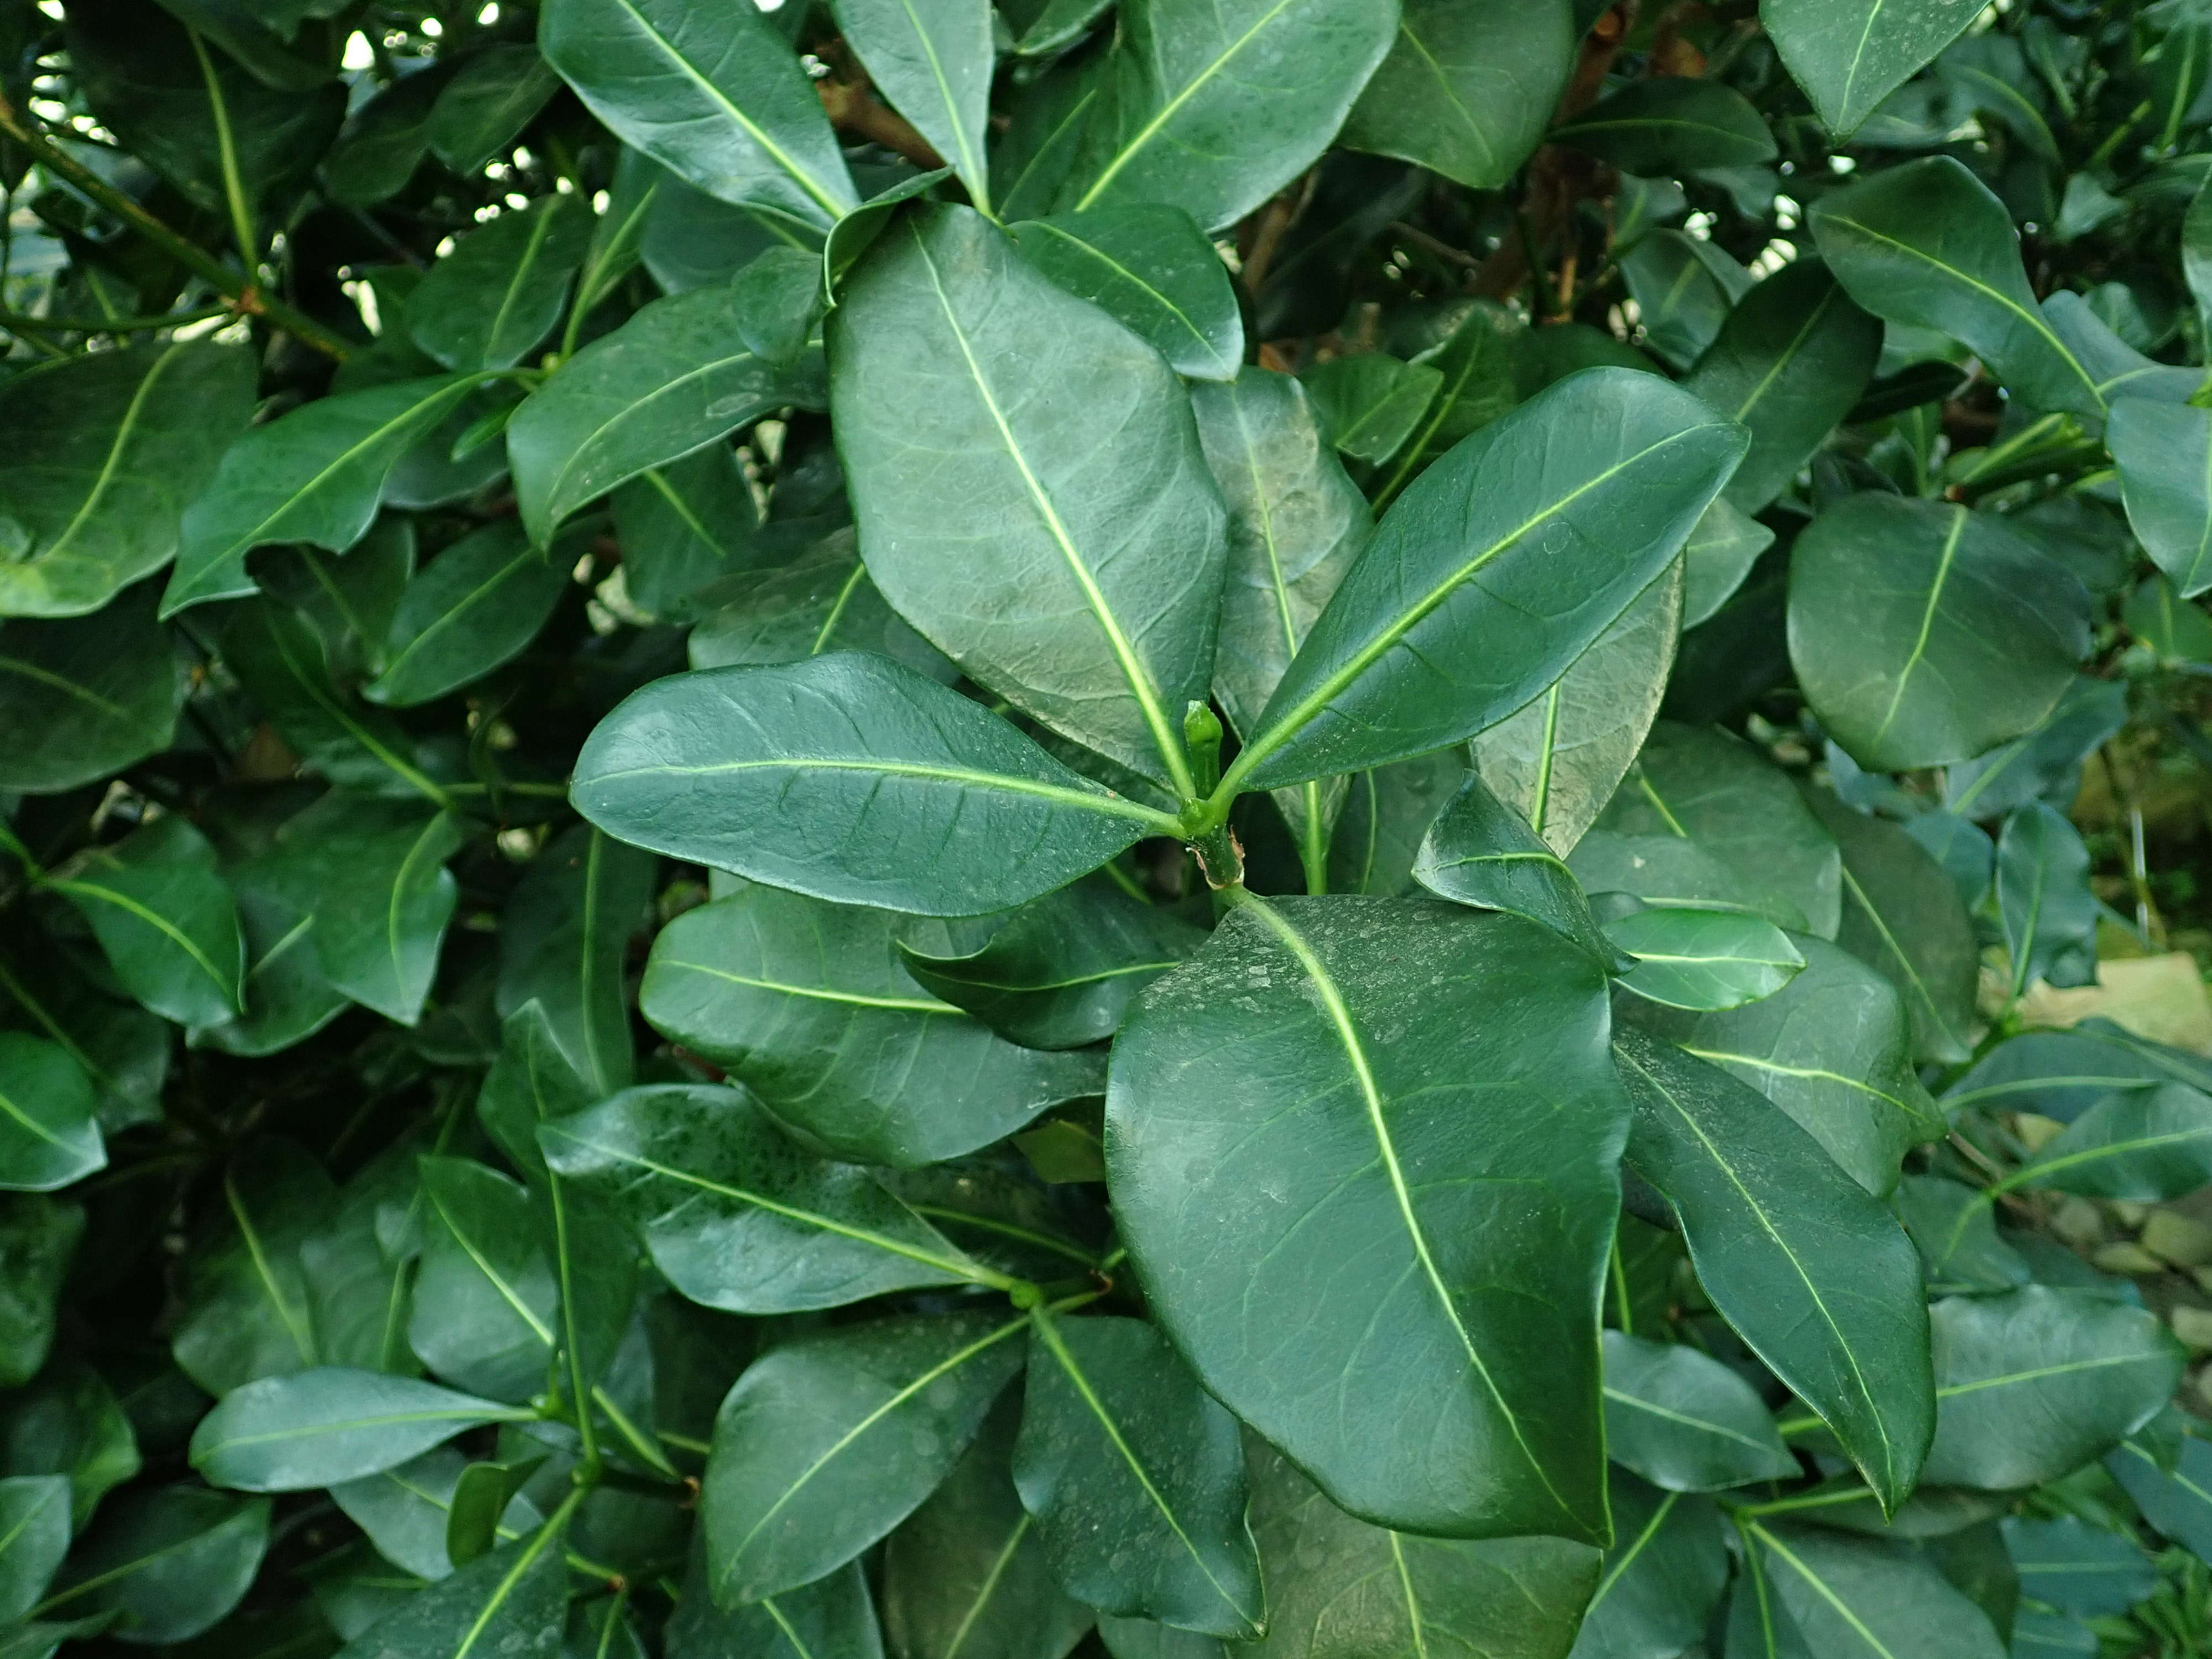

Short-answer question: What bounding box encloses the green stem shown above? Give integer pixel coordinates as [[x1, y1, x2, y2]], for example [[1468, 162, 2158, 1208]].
[[187, 31, 258, 274], [1, 304, 231, 335]]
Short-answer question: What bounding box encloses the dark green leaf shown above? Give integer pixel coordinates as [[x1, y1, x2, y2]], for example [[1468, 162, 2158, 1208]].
[[41, 1486, 269, 1645], [1621, 231, 1750, 373], [0, 1036, 102, 1194], [1741, 1520, 2004, 1659], [1013, 207, 1243, 381], [364, 519, 573, 707], [427, 44, 562, 174], [1995, 803, 2098, 999], [1609, 908, 1806, 1012], [2105, 1434, 2212, 1565], [408, 196, 594, 373], [190, 1369, 530, 1493], [53, 823, 243, 1031], [2110, 399, 2212, 598], [1944, 1020, 2212, 1123], [332, 1512, 573, 1659], [0, 583, 184, 793], [665, 1553, 885, 1659], [1601, 1332, 1797, 1493], [0, 1199, 86, 1389], [446, 1456, 545, 1569], [330, 1447, 544, 1582], [1891, 1175, 2028, 1298], [831, 0, 990, 211], [2007, 1082, 2212, 1201], [2002, 1516, 2156, 1619], [610, 446, 761, 623], [173, 1141, 331, 1395], [495, 827, 655, 1099], [1299, 354, 1443, 465], [1412, 770, 1623, 964], [1569, 1473, 1729, 1659], [410, 1156, 558, 1404], [1339, 0, 1576, 190], [1554, 77, 1777, 173], [687, 529, 953, 679], [0, 1477, 70, 1625], [1764, 0, 1986, 135]]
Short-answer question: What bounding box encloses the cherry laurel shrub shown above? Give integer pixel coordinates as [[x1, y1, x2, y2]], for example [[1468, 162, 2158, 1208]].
[[8, 0, 2212, 1652]]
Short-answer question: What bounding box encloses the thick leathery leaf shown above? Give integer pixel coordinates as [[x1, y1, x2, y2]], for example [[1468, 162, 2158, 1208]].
[[1614, 1031, 1933, 1513], [1919, 1288, 2185, 1490], [574, 654, 1171, 916], [1553, 78, 1776, 174], [610, 445, 761, 622], [1789, 495, 2090, 773], [1569, 1474, 1729, 1659], [1470, 559, 1683, 859], [1061, 0, 1396, 231], [539, 0, 857, 228], [1995, 802, 2099, 999], [896, 876, 1206, 1050], [1340, 0, 1576, 191], [2002, 1517, 2157, 1619], [427, 43, 561, 172], [637, 884, 1104, 1166], [1228, 371, 1743, 792], [1013, 207, 1243, 380], [331, 1447, 545, 1583], [1239, 1438, 1601, 1658], [1107, 898, 1627, 1542], [1411, 771, 1621, 966], [1623, 231, 1750, 373], [364, 519, 573, 706], [703, 1311, 1026, 1605], [494, 827, 656, 1099], [1891, 1174, 2028, 1298], [0, 584, 184, 793], [1625, 936, 1942, 1198], [1608, 909, 1806, 1013], [1811, 158, 2105, 421], [1945, 1021, 2212, 1123], [40, 1486, 270, 1644], [407, 195, 593, 372], [828, 204, 1227, 791], [0, 1034, 106, 1194], [1742, 1521, 2004, 1659], [1682, 498, 1772, 629], [1601, 1332, 1797, 1493], [2110, 399, 2212, 598], [1014, 1312, 1261, 1637], [1764, 0, 1987, 137], [687, 529, 955, 679], [409, 1157, 559, 1404], [831, 0, 992, 211], [2007, 1082, 2212, 1201], [1682, 260, 1882, 512], [0, 1477, 69, 1625], [1300, 354, 1443, 465], [53, 839, 244, 1032], [172, 1140, 331, 1395], [666, 1550, 886, 1656], [0, 344, 255, 618], [2108, 1433, 2212, 1563], [0, 1201, 88, 1389], [1327, 748, 1466, 899], [331, 1515, 572, 1659], [540, 1082, 993, 1311], [190, 1370, 530, 1493], [163, 375, 483, 616], [507, 285, 825, 544]]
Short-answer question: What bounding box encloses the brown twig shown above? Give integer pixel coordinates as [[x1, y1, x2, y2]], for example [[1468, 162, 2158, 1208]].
[[817, 73, 945, 173]]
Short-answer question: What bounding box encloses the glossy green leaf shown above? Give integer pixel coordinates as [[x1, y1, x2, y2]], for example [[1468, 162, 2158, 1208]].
[[687, 529, 954, 679], [610, 445, 761, 622], [830, 204, 1225, 791], [408, 195, 593, 372], [1613, 1030, 1933, 1512], [1995, 803, 2099, 1000], [665, 1553, 885, 1658], [1411, 771, 1623, 966], [1621, 231, 1750, 374], [445, 1457, 545, 1569], [1682, 499, 1772, 629], [53, 831, 244, 1031], [1601, 1331, 1797, 1493], [1340, 0, 1575, 190], [495, 827, 655, 1099], [330, 1447, 544, 1583], [1108, 898, 1626, 1542], [703, 1310, 1026, 1604], [1013, 207, 1243, 381], [2104, 1434, 2212, 1568], [0, 1477, 69, 1625], [40, 1486, 270, 1645], [0, 583, 184, 794], [831, 0, 990, 211], [1919, 1287, 2185, 1489], [1569, 1474, 1729, 1659], [1764, 0, 1986, 135], [1324, 747, 1464, 899], [2109, 399, 2212, 599], [1300, 354, 1443, 465], [1741, 1520, 2004, 1659], [1811, 158, 2105, 421], [1682, 259, 1882, 512], [575, 654, 1172, 917], [1554, 77, 1777, 174], [1015, 1312, 1260, 1637], [1229, 370, 1744, 792], [637, 883, 1104, 1166], [410, 1156, 559, 1403], [1609, 907, 1806, 1013], [0, 1035, 104, 1194], [331, 1512, 573, 1659], [1891, 1175, 2028, 1298], [364, 519, 572, 706], [190, 1369, 530, 1493], [2002, 1516, 2156, 1620], [1789, 495, 2090, 773], [172, 1141, 331, 1395], [896, 876, 1205, 1050], [507, 284, 826, 545], [1945, 1020, 2212, 1123], [1061, 0, 1396, 230], [0, 344, 255, 618], [0, 1201, 86, 1391], [427, 43, 561, 173], [163, 375, 484, 617], [2007, 1082, 2212, 1201], [540, 0, 857, 228]]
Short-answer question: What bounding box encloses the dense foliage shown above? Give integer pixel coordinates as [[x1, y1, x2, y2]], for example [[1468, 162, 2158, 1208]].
[[16, 0, 2212, 1653]]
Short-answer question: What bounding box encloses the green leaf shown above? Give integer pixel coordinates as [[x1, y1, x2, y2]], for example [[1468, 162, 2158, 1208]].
[[1107, 897, 1626, 1541], [1621, 231, 1751, 374], [1469, 558, 1683, 858], [1411, 770, 1623, 966], [507, 284, 826, 545], [665, 1553, 885, 1658], [324, 64, 453, 205], [1300, 354, 1443, 465], [2007, 1083, 2212, 1201], [1995, 803, 2099, 1000], [539, 0, 857, 228], [364, 519, 574, 707], [1891, 1175, 2028, 1298], [408, 195, 594, 372], [1919, 1287, 2185, 1490], [0, 1200, 87, 1389], [410, 1156, 559, 1404], [445, 1456, 545, 1569], [427, 43, 562, 173], [1339, 0, 1576, 190], [40, 1486, 270, 1645], [1061, 0, 1397, 230], [831, 0, 992, 213], [2105, 1434, 2212, 1567], [53, 827, 244, 1031], [1624, 935, 1942, 1197], [0, 1477, 70, 1625], [1571, 1474, 1730, 1659], [163, 375, 485, 617], [0, 1035, 104, 1194], [330, 1509, 574, 1659], [1325, 747, 1465, 899], [0, 583, 184, 794], [173, 1141, 332, 1395], [1237, 1437, 1601, 1658], [637, 883, 1105, 1166], [0, 344, 256, 619], [1681, 259, 1882, 512], [1601, 1332, 1797, 1493], [830, 204, 1225, 792], [1553, 77, 1777, 174], [2126, 572, 2212, 664], [1613, 1031, 1933, 1512], [1764, 0, 1988, 136], [1570, 723, 1843, 937], [1610, 908, 1806, 1012], [1228, 370, 1744, 792], [1944, 1020, 2212, 1123], [1098, 1618, 1224, 1659], [1013, 206, 1244, 381], [1789, 496, 2090, 773], [610, 445, 761, 623], [575, 654, 1173, 917], [688, 529, 953, 679], [190, 1369, 530, 1493], [1741, 1520, 2004, 1659], [495, 827, 656, 1099], [330, 1447, 544, 1582], [2002, 1516, 2155, 1621], [2109, 400, 2212, 599], [1014, 1312, 1261, 1637], [896, 875, 1206, 1050], [1811, 158, 2105, 421], [703, 1310, 1026, 1604], [541, 1082, 994, 1311]]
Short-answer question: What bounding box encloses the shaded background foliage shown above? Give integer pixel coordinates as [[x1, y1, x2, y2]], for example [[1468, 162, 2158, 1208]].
[[13, 0, 2212, 1655]]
